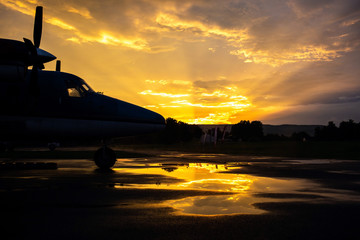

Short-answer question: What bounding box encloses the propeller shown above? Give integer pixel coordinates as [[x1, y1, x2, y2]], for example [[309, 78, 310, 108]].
[[23, 6, 45, 69], [24, 6, 42, 96], [23, 6, 55, 96]]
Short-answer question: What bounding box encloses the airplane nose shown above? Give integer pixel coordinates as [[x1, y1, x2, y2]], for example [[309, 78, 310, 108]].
[[151, 111, 166, 125], [140, 108, 165, 125], [116, 99, 165, 125]]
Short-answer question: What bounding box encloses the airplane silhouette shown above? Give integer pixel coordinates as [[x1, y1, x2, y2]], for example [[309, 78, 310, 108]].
[[0, 6, 165, 168]]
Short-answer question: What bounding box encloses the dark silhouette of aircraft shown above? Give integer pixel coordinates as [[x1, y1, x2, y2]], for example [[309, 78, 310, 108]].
[[0, 6, 165, 168]]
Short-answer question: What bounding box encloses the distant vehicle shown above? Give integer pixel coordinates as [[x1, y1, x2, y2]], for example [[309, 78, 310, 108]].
[[0, 6, 165, 168]]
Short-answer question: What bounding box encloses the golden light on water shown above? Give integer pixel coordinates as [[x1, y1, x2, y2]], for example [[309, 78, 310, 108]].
[[177, 178, 252, 192], [113, 161, 318, 215]]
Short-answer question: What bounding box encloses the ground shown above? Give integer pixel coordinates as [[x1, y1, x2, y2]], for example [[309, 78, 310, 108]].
[[1, 148, 360, 239]]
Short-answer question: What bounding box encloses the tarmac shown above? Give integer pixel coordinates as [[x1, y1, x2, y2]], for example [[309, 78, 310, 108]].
[[1, 151, 360, 239]]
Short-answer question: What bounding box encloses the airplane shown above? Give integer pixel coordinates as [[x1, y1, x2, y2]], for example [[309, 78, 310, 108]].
[[0, 6, 165, 169]]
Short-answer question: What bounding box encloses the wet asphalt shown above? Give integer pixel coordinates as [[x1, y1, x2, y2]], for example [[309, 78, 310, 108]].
[[1, 151, 360, 240]]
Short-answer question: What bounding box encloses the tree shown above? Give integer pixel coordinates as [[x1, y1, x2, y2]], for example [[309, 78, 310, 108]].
[[339, 119, 360, 140], [315, 121, 339, 140], [159, 117, 203, 144], [231, 120, 264, 141], [314, 120, 360, 141]]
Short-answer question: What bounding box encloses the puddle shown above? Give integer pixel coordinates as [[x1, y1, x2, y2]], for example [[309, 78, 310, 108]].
[[113, 162, 327, 215]]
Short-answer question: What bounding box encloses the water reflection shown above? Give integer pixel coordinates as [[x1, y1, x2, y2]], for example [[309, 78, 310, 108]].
[[113, 161, 321, 215], [177, 177, 252, 192], [168, 195, 266, 215], [162, 167, 178, 172]]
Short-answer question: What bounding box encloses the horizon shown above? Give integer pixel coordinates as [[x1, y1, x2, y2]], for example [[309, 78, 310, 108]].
[[1, 0, 359, 125]]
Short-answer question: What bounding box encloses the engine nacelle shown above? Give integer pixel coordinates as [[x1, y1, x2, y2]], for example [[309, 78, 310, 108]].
[[0, 64, 26, 82]]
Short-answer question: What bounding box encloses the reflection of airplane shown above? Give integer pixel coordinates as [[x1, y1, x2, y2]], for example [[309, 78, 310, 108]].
[[162, 167, 178, 173], [0, 6, 165, 168]]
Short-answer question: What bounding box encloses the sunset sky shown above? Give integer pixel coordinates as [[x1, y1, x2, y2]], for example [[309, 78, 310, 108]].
[[1, 0, 359, 124]]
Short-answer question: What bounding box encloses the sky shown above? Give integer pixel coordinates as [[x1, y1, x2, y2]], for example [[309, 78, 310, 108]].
[[1, 0, 359, 125]]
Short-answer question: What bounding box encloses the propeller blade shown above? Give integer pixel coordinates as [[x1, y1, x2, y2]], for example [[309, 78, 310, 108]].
[[33, 6, 43, 48], [23, 38, 40, 92], [23, 38, 37, 65], [23, 38, 34, 49]]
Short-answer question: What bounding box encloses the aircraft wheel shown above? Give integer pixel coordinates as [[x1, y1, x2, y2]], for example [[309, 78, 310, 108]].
[[48, 143, 57, 151], [94, 146, 117, 169]]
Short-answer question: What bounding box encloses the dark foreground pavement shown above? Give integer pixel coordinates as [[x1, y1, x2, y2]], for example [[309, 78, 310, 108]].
[[1, 153, 360, 240]]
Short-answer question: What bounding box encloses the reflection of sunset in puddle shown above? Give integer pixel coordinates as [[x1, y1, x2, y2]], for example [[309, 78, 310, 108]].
[[113, 162, 317, 215]]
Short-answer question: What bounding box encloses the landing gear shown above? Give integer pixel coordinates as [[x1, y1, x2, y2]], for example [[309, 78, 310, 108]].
[[48, 142, 60, 151], [94, 146, 117, 169]]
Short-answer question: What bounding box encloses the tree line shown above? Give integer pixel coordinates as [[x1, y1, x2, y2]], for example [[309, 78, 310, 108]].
[[159, 118, 266, 143], [160, 118, 360, 143], [115, 118, 360, 144]]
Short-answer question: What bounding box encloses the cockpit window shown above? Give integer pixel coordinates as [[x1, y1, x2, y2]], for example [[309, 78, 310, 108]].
[[67, 87, 82, 97], [82, 84, 91, 92], [66, 78, 94, 98]]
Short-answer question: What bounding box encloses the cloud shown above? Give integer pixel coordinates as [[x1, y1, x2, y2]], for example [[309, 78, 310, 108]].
[[139, 90, 189, 98], [0, 0, 151, 50], [288, 0, 335, 18], [154, 12, 249, 42], [4, 0, 357, 61], [0, 0, 35, 15], [66, 6, 93, 19], [229, 45, 347, 66], [265, 102, 360, 125], [47, 17, 76, 30]]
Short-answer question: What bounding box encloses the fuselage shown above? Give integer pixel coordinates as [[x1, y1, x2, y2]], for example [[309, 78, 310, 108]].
[[0, 69, 165, 141]]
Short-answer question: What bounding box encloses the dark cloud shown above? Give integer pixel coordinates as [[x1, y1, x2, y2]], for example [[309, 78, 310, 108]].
[[335, 0, 360, 20], [180, 0, 256, 29], [301, 90, 360, 105], [290, 0, 335, 12], [265, 102, 360, 125]]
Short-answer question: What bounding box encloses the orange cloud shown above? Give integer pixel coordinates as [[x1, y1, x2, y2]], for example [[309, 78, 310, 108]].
[[230, 45, 350, 66], [155, 12, 249, 42], [139, 90, 190, 98], [66, 6, 93, 19], [47, 17, 76, 30], [0, 0, 36, 15]]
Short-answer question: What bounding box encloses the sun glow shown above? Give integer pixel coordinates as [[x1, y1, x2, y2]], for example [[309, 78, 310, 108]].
[[140, 78, 253, 124]]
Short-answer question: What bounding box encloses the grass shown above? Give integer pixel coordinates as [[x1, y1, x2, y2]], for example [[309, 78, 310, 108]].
[[1, 140, 360, 160], [118, 140, 360, 160], [0, 149, 151, 160], [212, 141, 360, 159]]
